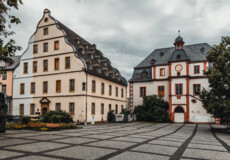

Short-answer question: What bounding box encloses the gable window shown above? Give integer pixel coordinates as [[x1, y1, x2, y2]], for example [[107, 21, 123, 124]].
[[43, 60, 48, 72], [65, 57, 70, 69], [109, 85, 112, 96], [141, 70, 147, 79], [33, 45, 38, 54], [33, 61, 37, 73], [43, 81, 48, 93], [69, 103, 75, 115], [30, 104, 35, 115], [2, 71, 7, 80], [56, 103, 61, 111], [30, 82, 35, 94], [140, 87, 146, 97], [116, 87, 118, 97], [2, 85, 6, 94], [194, 65, 200, 74], [43, 43, 48, 52], [19, 104, 24, 115], [101, 103, 104, 115], [82, 82, 86, 91], [101, 83, 104, 95], [121, 88, 124, 98], [43, 28, 48, 35], [54, 58, 59, 70], [176, 84, 183, 95], [193, 84, 201, 95], [91, 103, 95, 115], [115, 104, 118, 114], [160, 68, 165, 76], [69, 79, 75, 92], [56, 80, 61, 93], [54, 41, 59, 50], [23, 62, 28, 74], [20, 83, 25, 95], [92, 80, 96, 93], [158, 86, 165, 97]]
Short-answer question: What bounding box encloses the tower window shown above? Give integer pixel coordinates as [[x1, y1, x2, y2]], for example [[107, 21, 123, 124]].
[[177, 55, 181, 60], [140, 87, 146, 97]]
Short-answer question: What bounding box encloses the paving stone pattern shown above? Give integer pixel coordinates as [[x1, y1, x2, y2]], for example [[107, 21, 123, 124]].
[[0, 123, 229, 160]]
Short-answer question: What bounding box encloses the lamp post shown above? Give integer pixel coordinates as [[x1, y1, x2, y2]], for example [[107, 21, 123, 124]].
[[0, 93, 6, 133]]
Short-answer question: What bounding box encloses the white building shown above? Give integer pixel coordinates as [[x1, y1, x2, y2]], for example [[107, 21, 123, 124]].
[[129, 34, 215, 123]]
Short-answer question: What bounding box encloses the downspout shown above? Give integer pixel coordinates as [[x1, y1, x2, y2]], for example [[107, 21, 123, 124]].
[[85, 71, 88, 125]]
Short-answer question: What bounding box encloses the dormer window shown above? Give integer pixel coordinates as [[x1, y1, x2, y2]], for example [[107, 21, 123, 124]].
[[141, 70, 148, 79], [177, 55, 181, 60], [160, 52, 164, 56], [200, 47, 205, 52], [75, 38, 80, 44], [79, 48, 83, 54], [151, 59, 155, 65]]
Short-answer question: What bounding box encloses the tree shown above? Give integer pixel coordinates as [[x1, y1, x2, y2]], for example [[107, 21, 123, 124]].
[[200, 37, 230, 128], [134, 95, 170, 122], [0, 0, 22, 71]]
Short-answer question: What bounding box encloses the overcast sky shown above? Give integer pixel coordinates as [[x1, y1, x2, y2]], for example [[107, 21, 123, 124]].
[[9, 0, 230, 81]]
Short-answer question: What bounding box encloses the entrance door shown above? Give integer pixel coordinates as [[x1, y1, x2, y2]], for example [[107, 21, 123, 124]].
[[174, 106, 184, 123], [41, 105, 49, 115]]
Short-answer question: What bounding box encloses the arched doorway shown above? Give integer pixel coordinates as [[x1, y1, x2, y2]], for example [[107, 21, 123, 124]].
[[41, 104, 49, 115], [174, 106, 184, 123], [40, 97, 50, 115]]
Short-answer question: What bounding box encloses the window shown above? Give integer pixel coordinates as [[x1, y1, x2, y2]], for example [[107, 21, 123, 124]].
[[33, 61, 37, 73], [177, 55, 181, 60], [2, 85, 6, 94], [30, 82, 35, 94], [109, 104, 111, 111], [109, 85, 112, 96], [91, 103, 95, 115], [141, 70, 147, 79], [193, 84, 201, 95], [176, 84, 183, 95], [19, 104, 24, 115], [121, 88, 124, 98], [101, 83, 104, 95], [33, 45, 38, 54], [140, 87, 146, 97], [116, 87, 118, 97], [65, 57, 70, 69], [69, 79, 75, 92], [44, 17, 48, 23], [115, 104, 118, 114], [56, 103, 61, 111], [194, 65, 200, 74], [160, 68, 165, 76], [56, 80, 61, 93], [43, 60, 48, 72], [20, 83, 25, 95], [23, 62, 28, 74], [43, 28, 48, 35], [177, 72, 180, 76], [43, 43, 48, 52], [54, 58, 59, 70], [69, 103, 75, 115], [101, 103, 104, 115], [2, 71, 7, 80], [30, 104, 35, 115], [82, 82, 86, 91], [92, 80, 96, 93], [54, 41, 59, 50], [158, 86, 165, 97], [43, 81, 48, 93], [121, 105, 124, 112]]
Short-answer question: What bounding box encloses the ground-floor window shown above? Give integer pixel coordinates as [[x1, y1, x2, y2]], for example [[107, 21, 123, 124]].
[[91, 103, 95, 115], [19, 104, 24, 115], [158, 86, 165, 97], [140, 87, 146, 97], [56, 103, 61, 111], [30, 104, 35, 115], [193, 84, 201, 95], [69, 103, 75, 115], [109, 104, 111, 112], [121, 105, 124, 112], [115, 104, 118, 114], [101, 103, 104, 115]]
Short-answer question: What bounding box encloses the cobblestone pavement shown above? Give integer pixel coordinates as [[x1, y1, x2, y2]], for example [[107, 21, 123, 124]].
[[0, 123, 229, 160]]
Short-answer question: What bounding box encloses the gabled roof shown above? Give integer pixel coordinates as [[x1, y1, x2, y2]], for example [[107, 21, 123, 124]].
[[47, 10, 127, 86]]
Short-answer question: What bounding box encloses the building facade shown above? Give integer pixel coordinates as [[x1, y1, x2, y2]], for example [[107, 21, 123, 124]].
[[0, 56, 20, 115], [129, 35, 215, 123], [12, 9, 127, 123]]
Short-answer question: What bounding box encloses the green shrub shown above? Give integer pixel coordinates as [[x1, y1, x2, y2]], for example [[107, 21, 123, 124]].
[[107, 110, 116, 122], [134, 95, 171, 123], [120, 108, 130, 115], [43, 110, 73, 123], [21, 116, 31, 124]]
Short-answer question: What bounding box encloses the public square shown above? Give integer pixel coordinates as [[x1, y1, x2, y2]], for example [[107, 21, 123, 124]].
[[0, 123, 229, 160]]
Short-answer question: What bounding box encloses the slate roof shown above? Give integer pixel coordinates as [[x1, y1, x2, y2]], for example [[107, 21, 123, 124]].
[[47, 10, 127, 86], [130, 43, 211, 82], [4, 56, 21, 70]]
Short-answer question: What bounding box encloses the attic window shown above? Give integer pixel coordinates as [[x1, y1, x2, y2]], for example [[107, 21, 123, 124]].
[[177, 55, 181, 60], [151, 59, 155, 64], [44, 18, 48, 23], [75, 38, 79, 44], [141, 70, 148, 79], [160, 52, 164, 56], [200, 47, 205, 52], [79, 48, 83, 54]]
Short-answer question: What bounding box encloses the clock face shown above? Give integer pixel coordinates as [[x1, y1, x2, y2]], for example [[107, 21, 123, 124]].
[[175, 64, 183, 71]]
